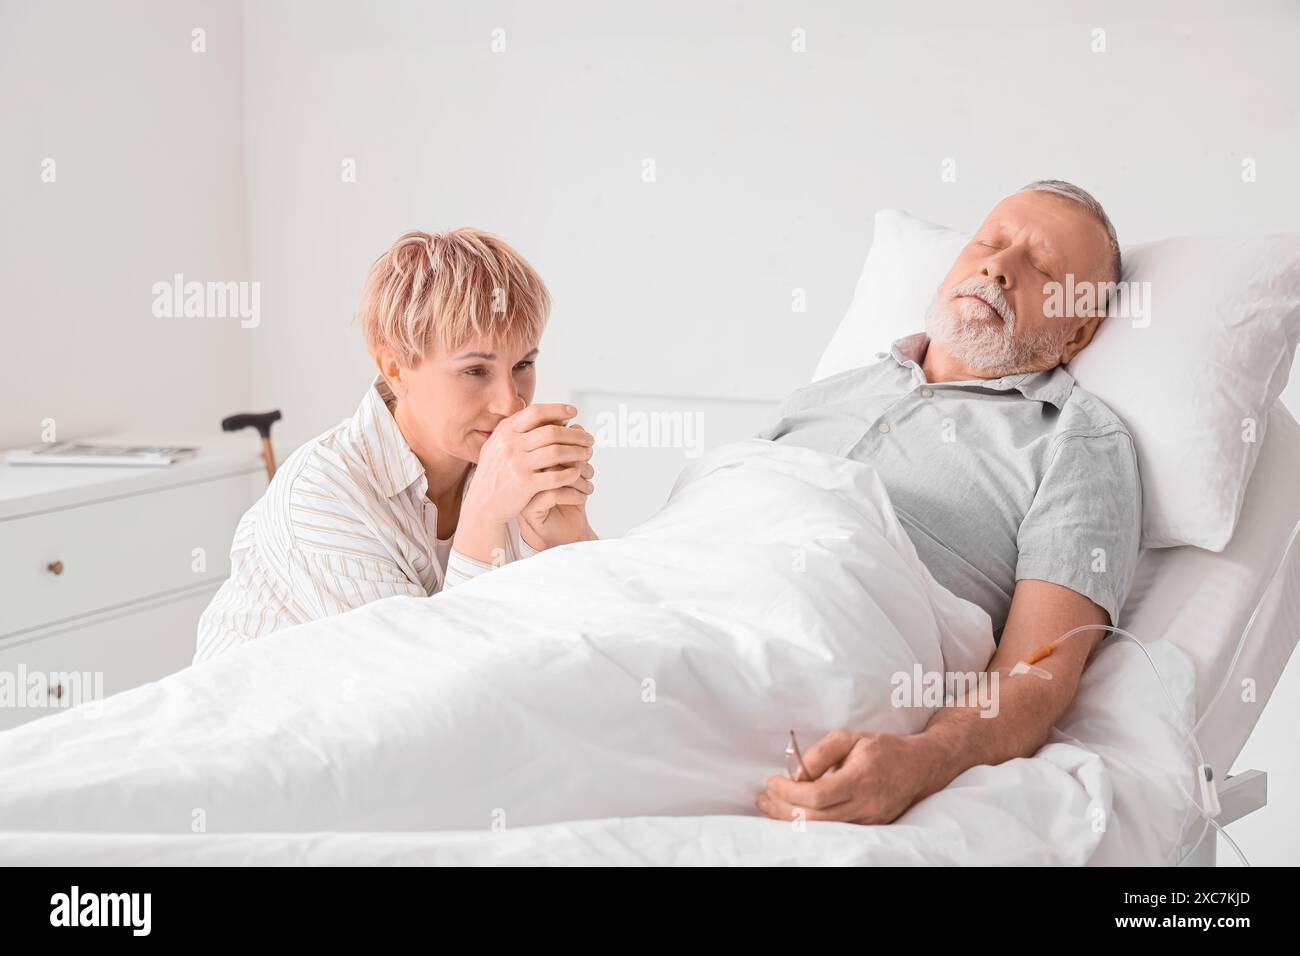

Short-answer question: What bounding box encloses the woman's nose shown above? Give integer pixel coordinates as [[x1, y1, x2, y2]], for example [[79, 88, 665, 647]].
[[489, 384, 526, 418]]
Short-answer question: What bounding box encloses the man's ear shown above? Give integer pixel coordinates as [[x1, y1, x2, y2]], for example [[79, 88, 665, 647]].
[[1059, 313, 1104, 365]]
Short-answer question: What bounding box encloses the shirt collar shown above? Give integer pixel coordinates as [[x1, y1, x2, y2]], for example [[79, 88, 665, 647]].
[[352, 375, 428, 499], [886, 332, 1075, 411]]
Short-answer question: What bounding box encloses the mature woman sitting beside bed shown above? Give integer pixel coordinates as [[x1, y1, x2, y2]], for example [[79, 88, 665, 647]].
[[194, 229, 597, 663]]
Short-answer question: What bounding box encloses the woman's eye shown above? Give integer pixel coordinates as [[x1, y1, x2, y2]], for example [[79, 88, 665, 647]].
[[463, 367, 487, 377], [514, 360, 535, 371]]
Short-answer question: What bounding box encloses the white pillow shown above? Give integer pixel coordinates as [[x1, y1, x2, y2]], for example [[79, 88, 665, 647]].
[[815, 209, 1300, 551]]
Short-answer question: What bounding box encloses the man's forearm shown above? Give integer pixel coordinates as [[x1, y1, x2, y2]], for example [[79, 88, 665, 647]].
[[910, 668, 1078, 801]]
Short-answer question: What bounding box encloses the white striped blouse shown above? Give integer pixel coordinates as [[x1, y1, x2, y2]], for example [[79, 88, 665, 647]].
[[193, 376, 538, 664]]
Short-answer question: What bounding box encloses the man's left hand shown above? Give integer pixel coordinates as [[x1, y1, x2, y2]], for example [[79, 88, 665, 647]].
[[755, 729, 946, 825]]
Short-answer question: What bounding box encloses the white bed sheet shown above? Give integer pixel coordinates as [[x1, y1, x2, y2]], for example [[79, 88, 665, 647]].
[[1122, 403, 1300, 776], [0, 634, 1195, 866], [4, 410, 1294, 868], [0, 440, 1204, 867]]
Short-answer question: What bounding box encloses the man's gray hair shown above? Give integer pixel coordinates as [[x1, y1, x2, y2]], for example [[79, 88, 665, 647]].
[[1018, 180, 1122, 292]]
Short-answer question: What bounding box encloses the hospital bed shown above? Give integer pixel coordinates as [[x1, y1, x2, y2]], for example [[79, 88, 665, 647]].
[[0, 401, 1295, 867], [1125, 400, 1300, 865]]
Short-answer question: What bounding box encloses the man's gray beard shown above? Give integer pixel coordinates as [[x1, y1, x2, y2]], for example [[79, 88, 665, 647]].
[[924, 293, 1070, 376]]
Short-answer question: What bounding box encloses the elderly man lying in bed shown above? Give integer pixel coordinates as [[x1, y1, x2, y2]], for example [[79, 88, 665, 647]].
[[752, 180, 1140, 825]]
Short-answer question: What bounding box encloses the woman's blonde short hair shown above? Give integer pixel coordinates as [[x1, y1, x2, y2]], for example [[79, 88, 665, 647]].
[[358, 228, 550, 367]]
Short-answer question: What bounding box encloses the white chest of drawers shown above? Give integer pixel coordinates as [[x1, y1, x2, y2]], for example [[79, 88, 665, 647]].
[[0, 434, 263, 730]]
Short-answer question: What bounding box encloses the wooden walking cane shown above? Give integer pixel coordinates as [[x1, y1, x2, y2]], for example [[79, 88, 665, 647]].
[[221, 410, 283, 483]]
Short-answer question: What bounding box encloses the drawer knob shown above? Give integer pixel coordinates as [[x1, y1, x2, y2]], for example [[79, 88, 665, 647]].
[[47, 560, 64, 576]]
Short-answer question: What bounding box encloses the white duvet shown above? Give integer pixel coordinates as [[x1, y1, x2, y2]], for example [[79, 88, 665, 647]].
[[0, 440, 1196, 865]]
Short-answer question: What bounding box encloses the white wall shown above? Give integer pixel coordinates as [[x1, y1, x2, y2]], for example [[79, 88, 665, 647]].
[[237, 0, 1300, 451], [0, 0, 252, 449]]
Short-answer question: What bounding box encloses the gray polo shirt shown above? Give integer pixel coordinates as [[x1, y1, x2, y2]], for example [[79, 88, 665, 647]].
[[757, 332, 1141, 641]]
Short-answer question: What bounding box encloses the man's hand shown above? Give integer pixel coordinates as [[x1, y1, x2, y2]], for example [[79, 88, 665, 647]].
[[519, 423, 599, 549], [755, 729, 946, 825], [756, 580, 1111, 827], [454, 404, 594, 565]]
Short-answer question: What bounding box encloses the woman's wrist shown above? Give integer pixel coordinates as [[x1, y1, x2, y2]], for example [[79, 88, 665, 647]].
[[519, 520, 547, 553], [521, 513, 598, 549], [452, 500, 511, 567]]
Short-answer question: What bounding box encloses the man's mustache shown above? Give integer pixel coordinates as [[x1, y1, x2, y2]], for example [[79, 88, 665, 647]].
[[949, 278, 1014, 326]]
